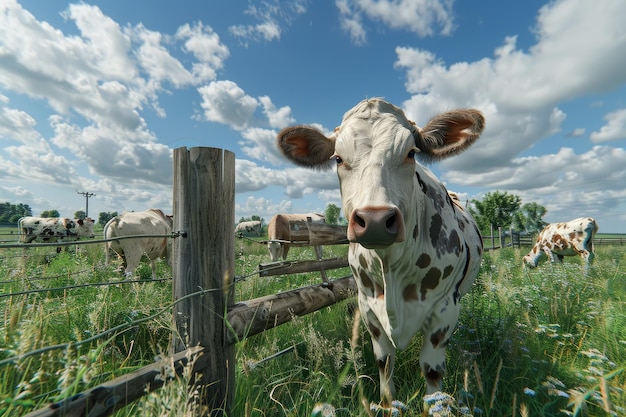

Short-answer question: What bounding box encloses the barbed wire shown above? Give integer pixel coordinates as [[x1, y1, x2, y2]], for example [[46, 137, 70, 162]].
[[0, 285, 218, 367], [0, 267, 98, 285], [0, 277, 171, 299], [0, 231, 186, 249]]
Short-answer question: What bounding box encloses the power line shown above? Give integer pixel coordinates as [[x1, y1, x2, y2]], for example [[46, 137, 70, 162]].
[[76, 191, 95, 217]]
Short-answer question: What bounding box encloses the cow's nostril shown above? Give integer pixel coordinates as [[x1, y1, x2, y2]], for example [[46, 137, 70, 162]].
[[354, 213, 366, 228]]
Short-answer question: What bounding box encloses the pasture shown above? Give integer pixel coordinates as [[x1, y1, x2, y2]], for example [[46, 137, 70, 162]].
[[0, 224, 624, 416]]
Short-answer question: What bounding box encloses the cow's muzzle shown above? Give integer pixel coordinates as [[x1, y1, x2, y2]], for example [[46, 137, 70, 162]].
[[348, 206, 404, 248]]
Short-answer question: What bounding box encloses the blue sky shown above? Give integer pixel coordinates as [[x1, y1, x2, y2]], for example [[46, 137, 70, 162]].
[[1, 0, 625, 232]]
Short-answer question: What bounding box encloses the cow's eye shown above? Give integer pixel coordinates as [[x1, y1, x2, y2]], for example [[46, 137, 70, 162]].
[[335, 156, 343, 165], [408, 149, 417, 159]]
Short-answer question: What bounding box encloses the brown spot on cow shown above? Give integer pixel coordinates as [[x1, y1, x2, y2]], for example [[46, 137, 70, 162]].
[[423, 363, 444, 387], [442, 265, 454, 280], [413, 224, 419, 239], [403, 283, 418, 301], [359, 254, 369, 269], [369, 322, 381, 339], [359, 270, 375, 293], [416, 253, 431, 268], [430, 326, 450, 348], [421, 267, 441, 300]]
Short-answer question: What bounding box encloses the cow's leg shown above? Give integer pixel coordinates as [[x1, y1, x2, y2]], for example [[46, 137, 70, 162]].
[[421, 296, 460, 394], [150, 259, 158, 280], [370, 324, 396, 407], [544, 249, 557, 263], [282, 243, 290, 260], [122, 245, 141, 279]]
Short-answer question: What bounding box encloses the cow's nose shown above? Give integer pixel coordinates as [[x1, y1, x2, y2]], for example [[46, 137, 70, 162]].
[[348, 207, 404, 248]]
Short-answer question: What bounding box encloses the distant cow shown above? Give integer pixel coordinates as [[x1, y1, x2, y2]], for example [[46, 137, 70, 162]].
[[104, 209, 173, 279], [19, 217, 95, 251], [234, 220, 262, 237], [523, 217, 598, 269], [277, 98, 484, 413], [267, 213, 326, 261]]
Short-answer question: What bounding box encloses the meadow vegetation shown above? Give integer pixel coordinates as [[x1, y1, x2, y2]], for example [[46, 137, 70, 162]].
[[0, 226, 624, 416]]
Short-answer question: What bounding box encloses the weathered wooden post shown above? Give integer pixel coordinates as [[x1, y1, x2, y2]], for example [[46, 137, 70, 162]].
[[172, 147, 235, 416]]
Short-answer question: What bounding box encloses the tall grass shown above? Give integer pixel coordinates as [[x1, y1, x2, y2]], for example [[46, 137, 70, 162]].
[[0, 236, 624, 416]]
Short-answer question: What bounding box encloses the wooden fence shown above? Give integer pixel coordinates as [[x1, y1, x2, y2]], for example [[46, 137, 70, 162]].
[[22, 147, 355, 417]]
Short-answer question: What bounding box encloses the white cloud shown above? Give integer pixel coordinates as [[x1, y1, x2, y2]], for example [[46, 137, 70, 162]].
[[176, 22, 230, 82], [394, 0, 626, 173], [239, 128, 284, 165], [259, 96, 295, 128], [197, 81, 259, 130], [590, 108, 626, 142], [336, 0, 455, 44], [229, 0, 309, 44]]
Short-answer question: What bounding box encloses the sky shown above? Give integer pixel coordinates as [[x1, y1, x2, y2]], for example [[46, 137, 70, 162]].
[[1, 0, 626, 233]]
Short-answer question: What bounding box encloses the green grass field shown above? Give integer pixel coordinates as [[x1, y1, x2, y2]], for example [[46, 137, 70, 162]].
[[0, 232, 624, 416]]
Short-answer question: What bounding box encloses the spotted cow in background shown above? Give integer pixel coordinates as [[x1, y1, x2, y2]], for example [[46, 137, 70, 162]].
[[234, 220, 262, 237], [19, 217, 95, 251], [104, 209, 173, 279], [267, 213, 326, 261], [277, 98, 485, 413], [523, 217, 598, 269]]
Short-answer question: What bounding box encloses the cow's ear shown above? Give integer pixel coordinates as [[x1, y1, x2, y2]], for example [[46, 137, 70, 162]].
[[277, 126, 336, 169], [77, 219, 84, 225], [414, 109, 484, 162]]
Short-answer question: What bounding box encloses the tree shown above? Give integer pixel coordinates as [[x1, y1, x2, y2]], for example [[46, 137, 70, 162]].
[[98, 211, 118, 226], [324, 203, 342, 225], [74, 210, 86, 220], [0, 202, 31, 223], [512, 202, 547, 233], [470, 191, 521, 233], [40, 210, 60, 218]]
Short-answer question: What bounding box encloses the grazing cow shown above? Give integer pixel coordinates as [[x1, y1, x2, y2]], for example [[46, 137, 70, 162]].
[[234, 220, 262, 237], [523, 217, 598, 269], [267, 213, 326, 261], [277, 98, 484, 413], [19, 217, 95, 251], [104, 209, 173, 279]]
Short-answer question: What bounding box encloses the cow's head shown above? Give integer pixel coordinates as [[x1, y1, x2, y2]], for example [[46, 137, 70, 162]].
[[267, 240, 283, 262], [277, 99, 484, 250]]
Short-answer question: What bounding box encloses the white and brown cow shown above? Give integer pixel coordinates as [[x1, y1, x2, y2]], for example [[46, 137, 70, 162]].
[[277, 98, 484, 413], [19, 216, 95, 249], [267, 213, 326, 261], [104, 209, 173, 279], [234, 220, 262, 237], [523, 217, 598, 269]]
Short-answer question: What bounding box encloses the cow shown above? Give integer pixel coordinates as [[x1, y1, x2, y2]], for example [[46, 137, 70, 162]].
[[267, 213, 326, 261], [104, 209, 173, 279], [523, 217, 598, 269], [277, 98, 485, 413], [234, 220, 262, 237], [19, 217, 95, 252]]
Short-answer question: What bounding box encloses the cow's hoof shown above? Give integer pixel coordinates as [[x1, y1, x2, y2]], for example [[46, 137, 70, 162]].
[[370, 400, 408, 417], [311, 402, 335, 417]]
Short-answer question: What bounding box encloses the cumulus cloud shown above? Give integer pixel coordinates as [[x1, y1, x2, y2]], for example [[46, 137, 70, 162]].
[[0, 1, 228, 215], [176, 22, 230, 82], [336, 0, 455, 44], [394, 0, 626, 173], [590, 108, 626, 142], [229, 0, 309, 44], [197, 81, 259, 130]]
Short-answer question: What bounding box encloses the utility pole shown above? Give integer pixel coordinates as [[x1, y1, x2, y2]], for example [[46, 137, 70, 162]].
[[77, 191, 95, 218]]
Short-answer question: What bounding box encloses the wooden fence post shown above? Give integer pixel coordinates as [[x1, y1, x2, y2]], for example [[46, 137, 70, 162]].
[[172, 147, 235, 416]]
